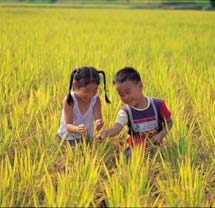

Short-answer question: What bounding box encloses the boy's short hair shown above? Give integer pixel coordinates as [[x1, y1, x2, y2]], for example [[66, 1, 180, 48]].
[[113, 67, 141, 84]]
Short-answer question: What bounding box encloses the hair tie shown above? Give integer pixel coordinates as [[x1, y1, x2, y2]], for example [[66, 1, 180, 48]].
[[74, 67, 80, 73]]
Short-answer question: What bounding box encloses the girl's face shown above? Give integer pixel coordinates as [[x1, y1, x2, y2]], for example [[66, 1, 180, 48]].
[[115, 80, 143, 107], [74, 83, 98, 102]]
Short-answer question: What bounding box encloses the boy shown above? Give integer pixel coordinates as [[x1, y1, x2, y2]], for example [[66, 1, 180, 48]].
[[96, 67, 173, 150]]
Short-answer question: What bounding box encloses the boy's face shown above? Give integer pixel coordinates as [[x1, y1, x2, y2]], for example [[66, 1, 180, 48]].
[[115, 80, 143, 107]]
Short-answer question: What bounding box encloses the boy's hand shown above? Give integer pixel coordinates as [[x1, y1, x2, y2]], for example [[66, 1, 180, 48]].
[[96, 130, 108, 142], [151, 134, 163, 146], [77, 124, 87, 134], [95, 119, 104, 131]]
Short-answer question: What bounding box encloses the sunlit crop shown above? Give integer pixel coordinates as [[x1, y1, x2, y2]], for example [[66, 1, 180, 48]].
[[0, 6, 215, 206]]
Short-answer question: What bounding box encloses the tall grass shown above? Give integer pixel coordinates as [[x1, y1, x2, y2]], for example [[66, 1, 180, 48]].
[[0, 6, 215, 206]]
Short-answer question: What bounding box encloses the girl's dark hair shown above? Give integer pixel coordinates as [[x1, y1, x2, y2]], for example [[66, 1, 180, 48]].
[[113, 67, 141, 84], [67, 66, 111, 105]]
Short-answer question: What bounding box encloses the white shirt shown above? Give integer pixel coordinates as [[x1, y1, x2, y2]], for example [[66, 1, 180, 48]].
[[58, 92, 97, 140]]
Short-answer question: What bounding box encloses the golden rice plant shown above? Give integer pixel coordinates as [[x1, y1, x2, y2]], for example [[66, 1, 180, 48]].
[[0, 6, 215, 206]]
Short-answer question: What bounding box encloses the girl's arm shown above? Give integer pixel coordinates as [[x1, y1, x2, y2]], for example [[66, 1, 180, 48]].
[[63, 96, 87, 134], [93, 96, 104, 131]]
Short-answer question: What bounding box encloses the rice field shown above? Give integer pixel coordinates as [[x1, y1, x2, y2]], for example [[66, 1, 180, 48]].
[[0, 5, 215, 207]]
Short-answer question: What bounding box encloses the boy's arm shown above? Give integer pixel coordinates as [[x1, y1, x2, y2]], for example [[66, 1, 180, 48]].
[[93, 96, 104, 131], [97, 123, 124, 141], [96, 108, 127, 141], [63, 97, 87, 134], [151, 117, 173, 145], [151, 100, 173, 145]]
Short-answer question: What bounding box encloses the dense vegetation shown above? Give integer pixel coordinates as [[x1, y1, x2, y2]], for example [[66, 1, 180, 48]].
[[0, 6, 215, 207]]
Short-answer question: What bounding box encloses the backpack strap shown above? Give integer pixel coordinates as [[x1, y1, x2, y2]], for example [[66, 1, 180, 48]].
[[151, 98, 159, 127], [125, 105, 139, 132], [125, 98, 160, 133]]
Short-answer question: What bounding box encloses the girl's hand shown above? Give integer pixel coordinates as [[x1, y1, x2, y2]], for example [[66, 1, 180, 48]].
[[77, 124, 87, 134], [95, 119, 104, 131]]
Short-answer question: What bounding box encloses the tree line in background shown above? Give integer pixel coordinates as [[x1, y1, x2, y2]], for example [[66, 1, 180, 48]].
[[211, 0, 215, 7], [18, 0, 57, 3], [1, 0, 215, 8]]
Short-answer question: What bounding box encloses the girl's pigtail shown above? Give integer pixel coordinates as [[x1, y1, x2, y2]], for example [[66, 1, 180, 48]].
[[98, 70, 111, 104], [66, 67, 80, 105]]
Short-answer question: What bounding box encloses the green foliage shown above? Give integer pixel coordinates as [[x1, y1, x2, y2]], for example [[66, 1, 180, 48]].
[[210, 0, 215, 7]]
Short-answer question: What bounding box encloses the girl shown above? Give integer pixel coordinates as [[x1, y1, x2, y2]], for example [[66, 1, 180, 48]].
[[58, 66, 111, 147]]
